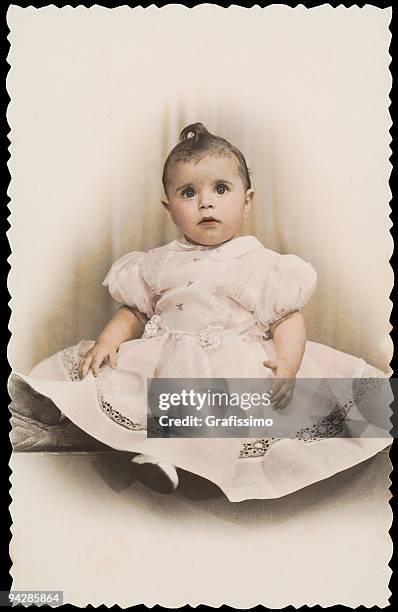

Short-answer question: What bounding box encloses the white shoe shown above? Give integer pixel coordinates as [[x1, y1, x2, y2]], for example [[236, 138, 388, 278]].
[[131, 454, 179, 494]]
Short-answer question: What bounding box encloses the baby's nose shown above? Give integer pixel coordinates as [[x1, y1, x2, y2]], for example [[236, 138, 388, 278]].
[[198, 197, 215, 209]]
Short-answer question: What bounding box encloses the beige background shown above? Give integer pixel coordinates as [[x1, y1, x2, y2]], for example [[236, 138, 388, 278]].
[[7, 5, 392, 374]]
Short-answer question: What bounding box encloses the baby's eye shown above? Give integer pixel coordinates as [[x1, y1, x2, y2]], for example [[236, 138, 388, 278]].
[[216, 184, 229, 194], [182, 188, 196, 198]]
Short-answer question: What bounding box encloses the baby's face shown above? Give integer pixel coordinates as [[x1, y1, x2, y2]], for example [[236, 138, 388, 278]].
[[162, 154, 255, 246]]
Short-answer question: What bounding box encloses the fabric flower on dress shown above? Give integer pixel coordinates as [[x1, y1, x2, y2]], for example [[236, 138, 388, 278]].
[[143, 315, 163, 338], [198, 325, 223, 352]]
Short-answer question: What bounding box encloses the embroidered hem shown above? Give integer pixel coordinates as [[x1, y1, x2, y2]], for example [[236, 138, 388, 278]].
[[59, 347, 152, 433], [58, 347, 381, 459]]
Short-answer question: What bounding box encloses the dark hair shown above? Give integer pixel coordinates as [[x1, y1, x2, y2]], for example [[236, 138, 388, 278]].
[[162, 122, 251, 196]]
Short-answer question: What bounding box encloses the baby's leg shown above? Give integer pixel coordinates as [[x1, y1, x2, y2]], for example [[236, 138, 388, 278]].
[[8, 374, 61, 425], [131, 454, 179, 494]]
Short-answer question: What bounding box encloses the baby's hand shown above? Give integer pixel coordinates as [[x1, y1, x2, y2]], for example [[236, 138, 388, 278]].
[[78, 341, 118, 379], [263, 358, 297, 411]]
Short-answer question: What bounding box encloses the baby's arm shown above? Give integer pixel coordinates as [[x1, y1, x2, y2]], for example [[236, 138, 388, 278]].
[[263, 311, 306, 409], [78, 306, 146, 379], [269, 311, 306, 374]]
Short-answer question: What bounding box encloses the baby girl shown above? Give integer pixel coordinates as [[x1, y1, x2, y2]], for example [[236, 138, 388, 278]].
[[11, 122, 390, 501]]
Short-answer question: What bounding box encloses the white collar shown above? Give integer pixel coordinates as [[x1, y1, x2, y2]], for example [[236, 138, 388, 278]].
[[166, 235, 263, 259]]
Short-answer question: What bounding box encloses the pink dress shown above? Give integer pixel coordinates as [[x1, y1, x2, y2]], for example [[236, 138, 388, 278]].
[[14, 235, 391, 501]]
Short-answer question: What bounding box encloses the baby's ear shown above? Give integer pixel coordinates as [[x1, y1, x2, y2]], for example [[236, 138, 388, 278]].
[[161, 198, 170, 211], [245, 188, 255, 203], [243, 189, 255, 218]]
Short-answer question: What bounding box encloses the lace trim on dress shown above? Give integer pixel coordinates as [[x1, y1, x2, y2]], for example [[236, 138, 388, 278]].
[[59, 347, 386, 457], [238, 369, 385, 457], [59, 347, 163, 434], [352, 364, 388, 400], [239, 438, 281, 458], [60, 347, 80, 381], [238, 405, 350, 459], [95, 366, 145, 431], [295, 404, 350, 442]]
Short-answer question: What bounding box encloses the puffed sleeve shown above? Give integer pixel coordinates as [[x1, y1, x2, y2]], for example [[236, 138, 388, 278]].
[[102, 251, 155, 321], [238, 251, 317, 339]]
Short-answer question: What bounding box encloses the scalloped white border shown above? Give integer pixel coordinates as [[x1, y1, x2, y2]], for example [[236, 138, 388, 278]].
[[6, 3, 393, 607]]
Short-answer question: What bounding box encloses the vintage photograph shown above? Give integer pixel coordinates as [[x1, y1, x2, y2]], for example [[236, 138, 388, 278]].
[[7, 4, 392, 607]]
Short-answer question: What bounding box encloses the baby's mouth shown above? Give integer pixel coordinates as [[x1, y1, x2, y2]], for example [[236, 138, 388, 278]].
[[199, 217, 220, 224]]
